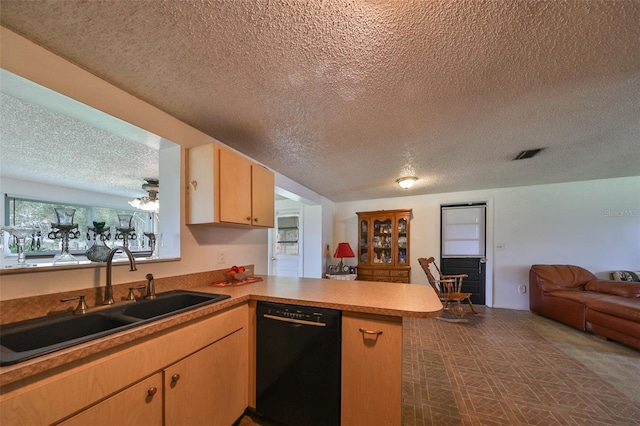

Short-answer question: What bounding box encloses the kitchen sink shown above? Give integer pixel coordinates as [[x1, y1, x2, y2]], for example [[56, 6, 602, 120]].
[[0, 290, 231, 366], [119, 290, 229, 320]]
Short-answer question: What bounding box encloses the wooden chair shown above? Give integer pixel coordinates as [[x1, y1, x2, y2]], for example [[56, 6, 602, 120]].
[[418, 257, 477, 320]]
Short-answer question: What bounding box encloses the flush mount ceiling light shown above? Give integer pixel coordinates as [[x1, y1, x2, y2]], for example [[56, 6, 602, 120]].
[[396, 176, 417, 189]]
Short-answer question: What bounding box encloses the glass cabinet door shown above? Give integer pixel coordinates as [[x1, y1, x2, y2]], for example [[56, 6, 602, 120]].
[[372, 218, 393, 264], [397, 217, 408, 265], [359, 219, 369, 263]]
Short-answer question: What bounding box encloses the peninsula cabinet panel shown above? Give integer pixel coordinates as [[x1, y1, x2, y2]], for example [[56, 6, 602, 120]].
[[59, 373, 163, 426], [341, 312, 402, 426], [164, 328, 248, 426], [357, 209, 411, 283], [187, 142, 275, 227]]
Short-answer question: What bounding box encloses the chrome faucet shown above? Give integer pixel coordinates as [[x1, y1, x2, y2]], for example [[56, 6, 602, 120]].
[[104, 246, 137, 305]]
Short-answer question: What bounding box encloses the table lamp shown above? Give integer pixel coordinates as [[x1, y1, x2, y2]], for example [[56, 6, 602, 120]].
[[334, 242, 355, 273]]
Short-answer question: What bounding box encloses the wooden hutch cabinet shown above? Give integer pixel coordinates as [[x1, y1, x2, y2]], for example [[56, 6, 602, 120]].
[[356, 209, 411, 283]]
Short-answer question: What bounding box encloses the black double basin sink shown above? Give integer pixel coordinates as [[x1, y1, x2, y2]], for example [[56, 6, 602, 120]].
[[0, 290, 231, 366]]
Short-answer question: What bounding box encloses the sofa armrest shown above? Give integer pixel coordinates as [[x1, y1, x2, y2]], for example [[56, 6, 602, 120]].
[[530, 264, 596, 292]]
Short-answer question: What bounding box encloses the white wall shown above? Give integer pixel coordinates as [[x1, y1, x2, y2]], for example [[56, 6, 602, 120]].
[[334, 176, 640, 310]]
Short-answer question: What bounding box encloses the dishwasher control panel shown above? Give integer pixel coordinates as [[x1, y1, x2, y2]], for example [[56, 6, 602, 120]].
[[263, 305, 326, 323]]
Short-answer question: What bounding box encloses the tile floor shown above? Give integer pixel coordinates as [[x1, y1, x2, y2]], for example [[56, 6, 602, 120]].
[[403, 307, 640, 425]]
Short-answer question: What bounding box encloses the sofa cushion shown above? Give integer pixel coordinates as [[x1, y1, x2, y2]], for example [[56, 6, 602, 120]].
[[530, 265, 596, 292], [547, 290, 606, 304], [584, 296, 640, 323], [611, 270, 640, 282], [585, 279, 640, 298]]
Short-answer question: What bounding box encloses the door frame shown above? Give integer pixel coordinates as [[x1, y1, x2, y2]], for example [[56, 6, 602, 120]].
[[268, 206, 304, 277], [439, 199, 494, 307]]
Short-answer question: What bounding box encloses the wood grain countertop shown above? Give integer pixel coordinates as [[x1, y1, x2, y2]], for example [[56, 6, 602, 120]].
[[0, 276, 442, 387]]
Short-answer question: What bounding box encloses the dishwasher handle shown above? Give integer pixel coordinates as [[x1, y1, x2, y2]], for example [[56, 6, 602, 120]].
[[263, 313, 327, 327]]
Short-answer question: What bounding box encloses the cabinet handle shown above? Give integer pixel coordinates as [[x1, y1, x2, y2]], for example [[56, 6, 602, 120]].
[[359, 328, 383, 336], [171, 374, 181, 383], [147, 387, 158, 397], [246, 216, 252, 221], [190, 180, 198, 190], [254, 217, 258, 222]]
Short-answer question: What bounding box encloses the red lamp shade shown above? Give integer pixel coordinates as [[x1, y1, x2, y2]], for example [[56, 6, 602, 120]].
[[334, 242, 355, 259]]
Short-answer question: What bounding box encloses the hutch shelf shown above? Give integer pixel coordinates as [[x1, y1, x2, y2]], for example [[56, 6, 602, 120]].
[[356, 209, 411, 283]]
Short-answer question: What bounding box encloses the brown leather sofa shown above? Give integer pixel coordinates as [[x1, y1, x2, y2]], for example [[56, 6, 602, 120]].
[[529, 264, 640, 350]]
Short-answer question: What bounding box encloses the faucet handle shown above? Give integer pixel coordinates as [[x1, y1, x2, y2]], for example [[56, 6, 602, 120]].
[[127, 285, 146, 301], [61, 295, 89, 315], [145, 273, 157, 300]]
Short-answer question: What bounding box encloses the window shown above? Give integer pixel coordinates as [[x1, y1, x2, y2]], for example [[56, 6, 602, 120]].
[[276, 215, 299, 255], [441, 204, 486, 257], [4, 196, 154, 256]]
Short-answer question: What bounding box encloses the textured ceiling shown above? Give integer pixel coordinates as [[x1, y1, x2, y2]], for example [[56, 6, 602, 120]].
[[1, 0, 639, 202]]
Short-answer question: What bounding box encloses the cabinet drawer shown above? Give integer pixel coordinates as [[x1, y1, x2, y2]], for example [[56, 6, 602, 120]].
[[357, 268, 372, 276], [357, 274, 374, 282], [373, 270, 390, 277], [59, 374, 163, 426], [390, 270, 409, 278]]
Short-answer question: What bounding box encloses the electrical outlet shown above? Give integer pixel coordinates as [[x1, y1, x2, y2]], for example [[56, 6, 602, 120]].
[[518, 284, 527, 294], [217, 251, 226, 264]]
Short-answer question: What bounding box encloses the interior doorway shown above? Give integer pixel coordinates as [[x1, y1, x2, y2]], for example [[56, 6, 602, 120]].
[[267, 187, 325, 278], [270, 207, 303, 277]]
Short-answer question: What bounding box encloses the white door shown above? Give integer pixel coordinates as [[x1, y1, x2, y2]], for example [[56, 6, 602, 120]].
[[271, 209, 303, 277]]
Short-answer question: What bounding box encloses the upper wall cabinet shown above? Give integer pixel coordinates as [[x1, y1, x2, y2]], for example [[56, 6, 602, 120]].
[[187, 143, 274, 227]]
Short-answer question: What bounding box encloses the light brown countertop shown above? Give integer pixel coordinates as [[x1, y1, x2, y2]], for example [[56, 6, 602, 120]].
[[0, 276, 442, 387], [208, 275, 442, 317]]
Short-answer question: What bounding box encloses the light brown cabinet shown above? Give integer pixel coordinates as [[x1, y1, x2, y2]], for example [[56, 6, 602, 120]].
[[1, 305, 248, 426], [187, 143, 274, 227], [341, 312, 402, 426], [62, 329, 246, 426], [357, 209, 411, 283], [165, 328, 247, 426]]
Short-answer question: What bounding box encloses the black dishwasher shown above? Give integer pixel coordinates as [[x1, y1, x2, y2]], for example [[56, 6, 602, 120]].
[[256, 301, 341, 426]]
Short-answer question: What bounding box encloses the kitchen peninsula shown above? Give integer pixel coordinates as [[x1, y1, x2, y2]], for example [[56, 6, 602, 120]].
[[0, 275, 442, 426]]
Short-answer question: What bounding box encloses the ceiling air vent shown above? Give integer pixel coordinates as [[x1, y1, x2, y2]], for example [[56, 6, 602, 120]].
[[513, 148, 545, 161]]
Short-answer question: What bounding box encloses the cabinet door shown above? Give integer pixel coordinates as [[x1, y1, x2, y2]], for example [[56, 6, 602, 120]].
[[187, 143, 216, 224], [372, 215, 394, 265], [165, 328, 248, 426], [342, 312, 402, 426], [251, 164, 275, 227], [358, 216, 370, 265], [396, 214, 409, 266], [59, 373, 162, 426], [219, 146, 253, 225]]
